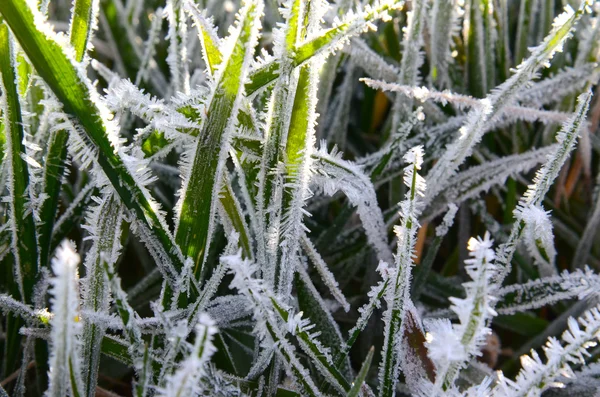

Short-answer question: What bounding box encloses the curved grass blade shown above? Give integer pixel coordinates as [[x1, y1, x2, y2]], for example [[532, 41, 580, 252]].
[[40, 0, 99, 269]]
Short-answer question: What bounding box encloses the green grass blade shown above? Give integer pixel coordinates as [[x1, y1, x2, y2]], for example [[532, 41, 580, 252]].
[[186, 0, 223, 74], [466, 0, 488, 97], [0, 20, 38, 304], [69, 0, 96, 62], [0, 0, 186, 280], [347, 347, 374, 397], [38, 128, 69, 269], [220, 174, 253, 259], [175, 0, 263, 282]]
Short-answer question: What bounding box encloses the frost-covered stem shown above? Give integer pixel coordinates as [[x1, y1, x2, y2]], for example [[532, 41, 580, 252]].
[[46, 241, 84, 397], [495, 91, 592, 281], [432, 233, 497, 391], [166, 0, 189, 94], [425, 1, 589, 200], [390, 0, 426, 159], [378, 146, 425, 397], [175, 0, 262, 283], [495, 305, 600, 397], [429, 0, 458, 87], [257, 0, 306, 291], [81, 193, 124, 397], [336, 265, 390, 368], [157, 315, 218, 397], [276, 58, 320, 298], [244, 0, 400, 95], [103, 257, 148, 396], [135, 7, 163, 87], [300, 234, 350, 311], [224, 253, 350, 394], [496, 267, 600, 315]]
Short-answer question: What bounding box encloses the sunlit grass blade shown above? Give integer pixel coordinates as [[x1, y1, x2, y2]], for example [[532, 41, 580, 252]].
[[69, 0, 98, 62], [175, 0, 263, 282]]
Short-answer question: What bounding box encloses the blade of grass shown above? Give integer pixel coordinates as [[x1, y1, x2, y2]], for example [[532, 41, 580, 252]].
[[175, 0, 263, 282], [81, 193, 124, 397], [347, 347, 374, 397], [0, 19, 39, 304]]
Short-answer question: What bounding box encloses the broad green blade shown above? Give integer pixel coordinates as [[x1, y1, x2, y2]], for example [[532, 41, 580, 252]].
[[175, 0, 263, 282], [186, 0, 223, 74]]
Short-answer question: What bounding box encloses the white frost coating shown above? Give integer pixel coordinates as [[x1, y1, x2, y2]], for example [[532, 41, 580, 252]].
[[518, 205, 557, 276], [221, 252, 324, 396], [496, 91, 592, 281], [377, 146, 426, 396], [422, 145, 557, 218], [157, 314, 218, 397], [493, 305, 600, 397], [343, 261, 390, 355], [424, 2, 588, 201], [435, 203, 458, 237], [520, 92, 592, 209], [277, 61, 321, 298], [175, 0, 263, 275], [46, 240, 84, 397], [312, 144, 394, 264], [516, 63, 600, 107], [428, 232, 498, 392], [424, 318, 467, 372], [104, 78, 200, 136], [496, 266, 600, 315]]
